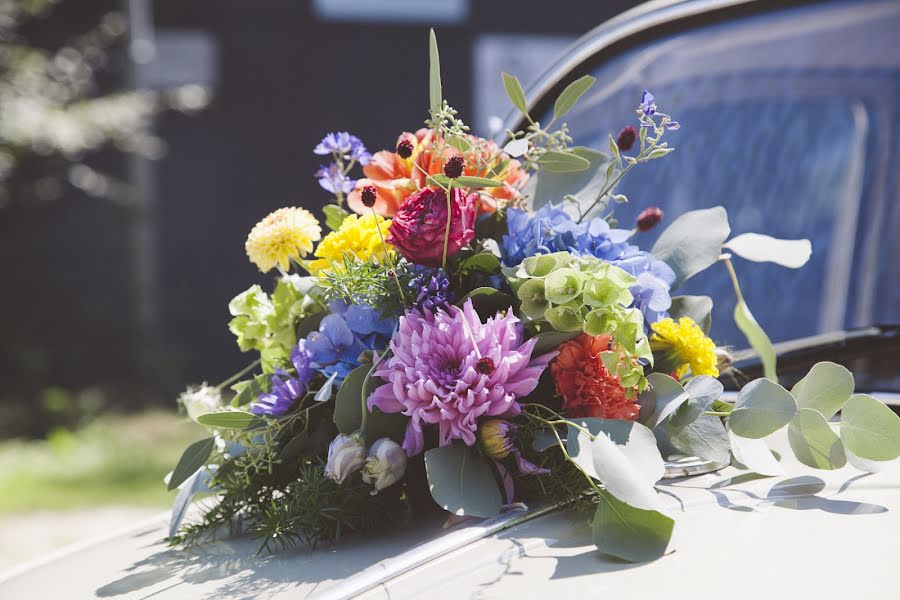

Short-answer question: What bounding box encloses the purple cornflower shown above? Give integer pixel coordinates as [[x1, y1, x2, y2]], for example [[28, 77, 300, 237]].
[[251, 341, 315, 417], [367, 300, 556, 456], [315, 163, 355, 195], [314, 132, 372, 165], [408, 267, 454, 314]]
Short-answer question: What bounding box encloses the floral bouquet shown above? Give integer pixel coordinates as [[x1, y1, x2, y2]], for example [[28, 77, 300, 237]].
[[167, 31, 900, 563]]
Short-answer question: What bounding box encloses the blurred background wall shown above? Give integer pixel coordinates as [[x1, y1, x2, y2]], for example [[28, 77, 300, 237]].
[[0, 0, 644, 438]]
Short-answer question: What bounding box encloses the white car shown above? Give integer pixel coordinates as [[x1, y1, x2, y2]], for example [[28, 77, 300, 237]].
[[3, 0, 898, 598]]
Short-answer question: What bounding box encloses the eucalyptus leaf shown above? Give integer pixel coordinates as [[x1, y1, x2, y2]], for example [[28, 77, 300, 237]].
[[728, 378, 796, 439], [664, 414, 731, 464], [446, 135, 471, 153], [532, 429, 561, 452], [523, 147, 613, 214], [195, 411, 260, 430], [787, 408, 847, 470], [637, 373, 689, 429], [592, 490, 674, 563], [333, 364, 406, 444], [322, 205, 349, 232], [734, 296, 777, 382], [231, 374, 270, 408], [651, 206, 730, 289], [455, 176, 503, 188], [723, 233, 812, 269], [425, 444, 502, 518], [314, 372, 338, 402], [167, 437, 215, 491], [846, 448, 896, 473], [459, 252, 501, 274], [501, 72, 528, 116], [530, 330, 580, 356], [503, 138, 529, 158], [791, 361, 854, 419], [728, 431, 784, 476], [553, 75, 596, 120], [839, 394, 900, 461], [428, 29, 442, 115], [668, 295, 712, 334], [538, 150, 591, 173]]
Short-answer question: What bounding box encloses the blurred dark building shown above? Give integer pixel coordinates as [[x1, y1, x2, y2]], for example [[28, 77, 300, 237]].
[[0, 0, 641, 435]]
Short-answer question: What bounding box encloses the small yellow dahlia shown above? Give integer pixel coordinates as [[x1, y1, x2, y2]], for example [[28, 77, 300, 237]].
[[650, 317, 719, 379], [245, 207, 322, 273], [307, 213, 393, 275]]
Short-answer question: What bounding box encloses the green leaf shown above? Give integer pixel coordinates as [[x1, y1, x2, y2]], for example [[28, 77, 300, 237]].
[[592, 490, 674, 563], [459, 252, 501, 275], [333, 364, 406, 444], [425, 444, 502, 518], [566, 419, 664, 509], [651, 206, 730, 289], [167, 437, 215, 491], [501, 72, 528, 116], [517, 279, 549, 320], [791, 361, 854, 419], [840, 394, 900, 461], [728, 430, 783, 476], [428, 28, 442, 115], [195, 411, 260, 430], [637, 373, 689, 429], [734, 297, 777, 382], [544, 305, 583, 332], [723, 233, 811, 269], [231, 374, 270, 408], [553, 75, 596, 120], [532, 429, 561, 452], [455, 176, 503, 188], [446, 135, 471, 153], [788, 408, 847, 469], [523, 147, 614, 215], [503, 138, 528, 158], [728, 378, 796, 439], [668, 295, 712, 334], [538, 150, 591, 173], [322, 205, 349, 232], [427, 174, 450, 187], [666, 414, 731, 464], [530, 330, 580, 356], [647, 147, 674, 159]]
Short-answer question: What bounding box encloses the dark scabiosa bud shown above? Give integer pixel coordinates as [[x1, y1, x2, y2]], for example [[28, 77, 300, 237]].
[[444, 155, 465, 179], [361, 185, 377, 208], [476, 357, 495, 375], [616, 125, 638, 152], [396, 139, 414, 159], [636, 206, 664, 232]]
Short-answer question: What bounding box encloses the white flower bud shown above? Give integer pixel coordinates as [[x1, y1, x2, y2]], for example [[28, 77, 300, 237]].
[[178, 384, 222, 423], [362, 438, 408, 493], [324, 433, 366, 484]]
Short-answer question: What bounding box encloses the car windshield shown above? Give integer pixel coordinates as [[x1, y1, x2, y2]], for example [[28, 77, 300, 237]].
[[536, 0, 900, 350]]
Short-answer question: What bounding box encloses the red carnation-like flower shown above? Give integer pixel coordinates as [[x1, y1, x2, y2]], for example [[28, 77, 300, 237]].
[[387, 187, 476, 267], [550, 334, 639, 420]]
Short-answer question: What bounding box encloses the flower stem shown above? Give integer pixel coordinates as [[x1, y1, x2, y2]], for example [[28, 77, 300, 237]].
[[442, 182, 453, 270], [370, 206, 406, 305], [215, 359, 261, 391], [357, 351, 389, 436]]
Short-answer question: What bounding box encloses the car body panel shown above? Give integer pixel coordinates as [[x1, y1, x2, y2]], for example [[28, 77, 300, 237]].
[[2, 428, 899, 599]]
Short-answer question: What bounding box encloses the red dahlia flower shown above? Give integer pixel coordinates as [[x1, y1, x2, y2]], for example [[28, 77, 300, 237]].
[[551, 334, 639, 421]]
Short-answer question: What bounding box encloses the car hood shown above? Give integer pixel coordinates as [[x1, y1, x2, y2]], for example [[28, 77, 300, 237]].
[[2, 428, 899, 600]]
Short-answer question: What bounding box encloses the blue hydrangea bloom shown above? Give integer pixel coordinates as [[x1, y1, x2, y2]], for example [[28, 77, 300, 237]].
[[315, 163, 355, 195], [251, 341, 316, 417], [314, 132, 372, 165], [614, 247, 676, 324], [304, 300, 395, 384]]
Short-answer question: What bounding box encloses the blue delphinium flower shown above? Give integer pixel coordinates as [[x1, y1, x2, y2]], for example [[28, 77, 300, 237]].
[[315, 163, 355, 195], [251, 341, 315, 417], [304, 300, 395, 384], [408, 267, 454, 314], [639, 90, 656, 116], [314, 132, 372, 165]]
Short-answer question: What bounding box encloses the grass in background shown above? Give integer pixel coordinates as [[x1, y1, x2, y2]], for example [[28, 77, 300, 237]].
[[0, 410, 205, 514]]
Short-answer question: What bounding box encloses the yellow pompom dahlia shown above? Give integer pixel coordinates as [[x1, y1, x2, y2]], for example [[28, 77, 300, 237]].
[[245, 207, 322, 273], [650, 317, 719, 379], [308, 213, 393, 274]]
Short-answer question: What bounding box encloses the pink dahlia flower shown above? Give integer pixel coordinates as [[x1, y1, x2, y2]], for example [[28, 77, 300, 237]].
[[386, 187, 476, 267], [367, 300, 556, 456]]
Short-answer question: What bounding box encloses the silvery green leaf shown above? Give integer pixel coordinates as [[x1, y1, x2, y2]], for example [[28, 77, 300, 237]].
[[455, 176, 503, 188], [503, 138, 529, 158], [538, 150, 591, 173], [532, 429, 561, 452], [524, 147, 613, 215], [592, 490, 674, 563], [315, 372, 339, 402], [665, 414, 731, 464], [530, 330, 579, 356], [728, 378, 796, 439], [651, 206, 730, 289], [728, 430, 784, 476], [723, 233, 812, 268], [787, 408, 847, 470], [322, 204, 349, 232], [333, 365, 405, 444], [734, 297, 777, 382], [425, 444, 502, 517], [791, 361, 854, 419], [501, 72, 528, 116], [668, 295, 712, 334], [167, 437, 215, 491], [553, 75, 596, 120], [637, 373, 689, 429], [428, 29, 442, 115], [168, 466, 216, 538], [195, 411, 260, 430], [647, 147, 674, 159], [446, 135, 471, 153], [839, 394, 900, 461], [846, 448, 895, 473]]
